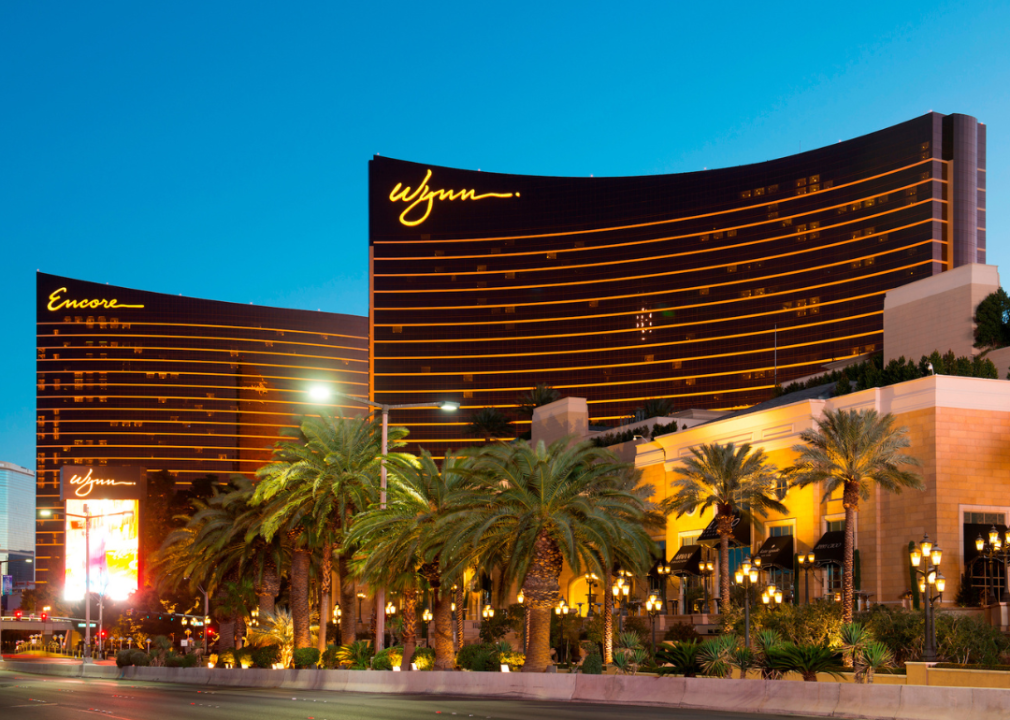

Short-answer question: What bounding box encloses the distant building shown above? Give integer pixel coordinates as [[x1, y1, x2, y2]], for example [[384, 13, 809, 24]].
[[0, 461, 36, 593], [35, 273, 368, 590]]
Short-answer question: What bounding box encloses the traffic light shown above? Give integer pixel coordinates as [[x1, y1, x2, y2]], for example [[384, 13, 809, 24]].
[[101, 629, 107, 639], [14, 609, 22, 621], [40, 612, 49, 622]]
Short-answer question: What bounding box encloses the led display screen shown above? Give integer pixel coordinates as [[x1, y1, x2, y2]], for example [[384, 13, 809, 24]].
[[64, 498, 139, 602]]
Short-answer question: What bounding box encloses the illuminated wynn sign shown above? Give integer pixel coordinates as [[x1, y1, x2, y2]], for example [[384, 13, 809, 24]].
[[389, 169, 517, 226]]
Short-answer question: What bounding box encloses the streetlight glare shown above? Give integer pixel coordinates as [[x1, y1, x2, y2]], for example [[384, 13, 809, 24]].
[[439, 401, 460, 412], [309, 386, 331, 402]]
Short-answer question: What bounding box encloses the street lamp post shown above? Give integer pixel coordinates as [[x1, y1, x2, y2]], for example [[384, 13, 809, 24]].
[[699, 560, 715, 615], [554, 598, 574, 663], [310, 386, 457, 651], [975, 526, 1010, 605], [910, 535, 945, 663], [421, 607, 432, 648], [734, 560, 760, 649], [797, 553, 816, 604], [645, 594, 663, 656], [583, 574, 599, 617], [612, 576, 631, 633]]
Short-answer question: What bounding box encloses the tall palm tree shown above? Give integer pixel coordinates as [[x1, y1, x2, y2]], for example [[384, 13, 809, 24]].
[[636, 398, 675, 420], [446, 438, 658, 672], [787, 408, 923, 622], [668, 443, 787, 613], [251, 412, 402, 649], [349, 449, 476, 670], [466, 407, 513, 444]]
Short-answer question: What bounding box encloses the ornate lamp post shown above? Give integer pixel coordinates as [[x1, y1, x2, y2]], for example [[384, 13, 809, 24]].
[[975, 526, 1010, 604], [735, 559, 760, 649], [612, 576, 631, 633], [481, 604, 495, 620], [645, 594, 663, 655], [517, 588, 528, 654], [421, 607, 432, 648], [797, 552, 816, 604], [583, 574, 599, 617], [910, 534, 945, 662], [699, 560, 715, 614], [554, 598, 574, 663]]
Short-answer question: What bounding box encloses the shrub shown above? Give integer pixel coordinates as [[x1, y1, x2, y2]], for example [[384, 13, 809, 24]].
[[165, 652, 198, 668], [234, 647, 255, 668], [116, 649, 135, 668], [371, 646, 404, 671], [935, 613, 1010, 666], [335, 640, 373, 669], [698, 635, 736, 678], [410, 646, 435, 671], [765, 643, 842, 682], [129, 650, 150, 667], [581, 649, 603, 675], [252, 644, 282, 669], [321, 644, 340, 669], [664, 622, 700, 643], [207, 653, 219, 667], [479, 603, 523, 644], [292, 647, 320, 669], [455, 643, 497, 671], [217, 648, 236, 667], [855, 605, 923, 665]]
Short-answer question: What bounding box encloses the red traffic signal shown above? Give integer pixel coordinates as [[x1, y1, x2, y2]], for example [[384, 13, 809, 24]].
[[40, 612, 49, 622], [100, 630, 107, 638], [14, 610, 22, 621]]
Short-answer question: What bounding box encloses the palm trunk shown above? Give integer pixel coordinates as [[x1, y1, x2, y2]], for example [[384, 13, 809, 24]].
[[218, 619, 236, 651], [523, 605, 552, 672], [717, 511, 733, 612], [521, 531, 563, 672], [842, 483, 857, 624], [603, 571, 614, 664], [400, 587, 417, 670], [318, 542, 332, 655], [291, 548, 312, 649], [433, 589, 454, 670], [337, 552, 357, 646], [257, 562, 280, 617], [455, 585, 464, 650]]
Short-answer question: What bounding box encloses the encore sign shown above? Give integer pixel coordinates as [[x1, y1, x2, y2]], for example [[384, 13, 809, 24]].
[[389, 169, 517, 226], [47, 287, 144, 312], [60, 466, 145, 502]]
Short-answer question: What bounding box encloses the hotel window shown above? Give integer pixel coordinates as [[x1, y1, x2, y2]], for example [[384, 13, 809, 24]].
[[754, 187, 765, 196], [505, 306, 515, 314], [463, 391, 473, 399], [546, 252, 556, 260], [685, 378, 696, 386], [796, 178, 807, 187], [809, 175, 820, 184], [672, 361, 682, 369], [768, 184, 779, 193], [588, 300, 598, 307], [727, 229, 736, 237], [727, 265, 737, 273], [700, 234, 710, 242], [781, 218, 792, 227], [644, 354, 654, 362], [505, 272, 515, 280], [463, 374, 473, 382], [713, 232, 723, 240], [740, 190, 752, 199], [477, 265, 486, 271], [699, 287, 709, 296]]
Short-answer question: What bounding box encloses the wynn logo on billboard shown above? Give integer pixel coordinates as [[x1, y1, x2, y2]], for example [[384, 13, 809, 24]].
[[60, 465, 145, 502]]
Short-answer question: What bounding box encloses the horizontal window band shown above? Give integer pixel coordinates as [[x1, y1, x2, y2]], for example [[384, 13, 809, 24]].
[[37, 344, 364, 364], [36, 332, 366, 354], [374, 311, 880, 362], [36, 356, 371, 378], [374, 183, 940, 268], [372, 158, 943, 246], [373, 241, 940, 312], [36, 320, 367, 342], [374, 216, 939, 294]]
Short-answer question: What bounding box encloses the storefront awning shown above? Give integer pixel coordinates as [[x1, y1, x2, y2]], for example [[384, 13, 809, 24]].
[[669, 544, 702, 576], [813, 530, 845, 566], [963, 523, 1009, 567], [755, 534, 794, 570], [698, 512, 751, 548]]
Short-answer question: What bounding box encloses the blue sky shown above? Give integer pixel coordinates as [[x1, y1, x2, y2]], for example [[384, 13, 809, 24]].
[[3, 1, 1009, 468]]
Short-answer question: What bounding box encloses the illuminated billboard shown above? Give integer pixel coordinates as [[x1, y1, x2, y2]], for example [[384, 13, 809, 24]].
[[64, 498, 140, 602], [60, 466, 144, 602]]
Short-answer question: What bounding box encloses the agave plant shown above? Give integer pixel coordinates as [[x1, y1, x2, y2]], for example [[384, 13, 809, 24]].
[[698, 635, 737, 678], [839, 622, 873, 681], [729, 645, 757, 679], [862, 641, 894, 684], [655, 640, 700, 677], [755, 629, 784, 680], [766, 643, 843, 682]]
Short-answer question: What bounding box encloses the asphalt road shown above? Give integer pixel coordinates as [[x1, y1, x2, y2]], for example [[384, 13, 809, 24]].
[[0, 668, 814, 720]]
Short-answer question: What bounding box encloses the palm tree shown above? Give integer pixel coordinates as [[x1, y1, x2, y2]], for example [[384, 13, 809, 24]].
[[349, 449, 476, 670], [787, 408, 923, 622], [668, 443, 787, 613], [446, 438, 658, 672], [466, 407, 513, 444], [636, 398, 675, 420], [252, 412, 401, 649], [516, 384, 561, 418]]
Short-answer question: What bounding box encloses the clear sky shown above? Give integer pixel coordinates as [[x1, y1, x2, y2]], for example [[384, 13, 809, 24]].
[[3, 1, 1009, 469]]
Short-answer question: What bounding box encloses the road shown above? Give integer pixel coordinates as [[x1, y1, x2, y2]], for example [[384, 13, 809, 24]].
[[0, 667, 814, 720]]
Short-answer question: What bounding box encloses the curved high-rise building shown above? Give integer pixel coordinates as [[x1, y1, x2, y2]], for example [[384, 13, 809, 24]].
[[369, 112, 986, 456], [35, 273, 368, 588]]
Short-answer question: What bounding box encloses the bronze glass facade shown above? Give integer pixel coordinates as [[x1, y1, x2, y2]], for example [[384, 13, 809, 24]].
[[370, 112, 985, 457], [35, 273, 368, 587]]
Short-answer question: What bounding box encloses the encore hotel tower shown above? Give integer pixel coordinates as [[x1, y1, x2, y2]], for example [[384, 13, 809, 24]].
[[370, 112, 986, 457], [35, 273, 368, 588]]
